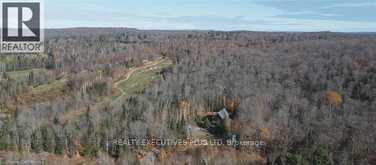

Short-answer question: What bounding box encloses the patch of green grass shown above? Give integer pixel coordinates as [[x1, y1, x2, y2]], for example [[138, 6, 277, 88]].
[[18, 79, 69, 105], [7, 68, 47, 81], [7, 70, 31, 80], [119, 70, 157, 95], [31, 78, 67, 94], [118, 59, 172, 96], [0, 56, 17, 64], [0, 54, 47, 64]]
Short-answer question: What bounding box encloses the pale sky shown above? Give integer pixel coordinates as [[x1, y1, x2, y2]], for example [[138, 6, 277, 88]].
[[44, 0, 375, 32]]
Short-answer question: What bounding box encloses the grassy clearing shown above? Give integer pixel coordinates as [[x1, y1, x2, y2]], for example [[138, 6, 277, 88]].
[[7, 70, 31, 81], [0, 54, 47, 64], [7, 68, 47, 81], [17, 78, 69, 105], [31, 78, 67, 93], [118, 58, 172, 96], [0, 56, 17, 64], [6, 68, 68, 105], [62, 58, 172, 122], [119, 69, 157, 95]]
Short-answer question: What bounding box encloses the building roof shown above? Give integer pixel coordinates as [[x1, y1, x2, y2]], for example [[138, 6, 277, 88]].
[[218, 108, 230, 120]]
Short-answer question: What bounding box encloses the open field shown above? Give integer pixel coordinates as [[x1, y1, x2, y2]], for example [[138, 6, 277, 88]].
[[61, 57, 171, 122], [15, 78, 69, 105], [7, 68, 48, 81], [117, 57, 172, 96]]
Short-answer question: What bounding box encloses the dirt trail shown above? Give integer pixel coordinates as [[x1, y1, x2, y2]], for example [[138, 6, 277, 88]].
[[114, 57, 166, 87], [61, 57, 168, 122], [111, 57, 167, 104]]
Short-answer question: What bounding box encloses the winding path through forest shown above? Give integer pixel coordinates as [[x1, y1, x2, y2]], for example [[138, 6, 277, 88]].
[[111, 57, 167, 104], [61, 57, 168, 122]]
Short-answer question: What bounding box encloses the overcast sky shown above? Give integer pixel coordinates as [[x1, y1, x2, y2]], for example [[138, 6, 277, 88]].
[[44, 0, 375, 32]]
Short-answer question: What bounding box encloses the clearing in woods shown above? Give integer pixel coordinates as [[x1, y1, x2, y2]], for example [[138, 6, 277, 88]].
[[14, 78, 69, 105], [62, 57, 172, 121], [7, 68, 48, 81], [115, 57, 171, 98], [5, 68, 69, 106]]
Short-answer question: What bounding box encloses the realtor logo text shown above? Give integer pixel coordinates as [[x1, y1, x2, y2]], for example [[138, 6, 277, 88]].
[[1, 0, 44, 53]]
